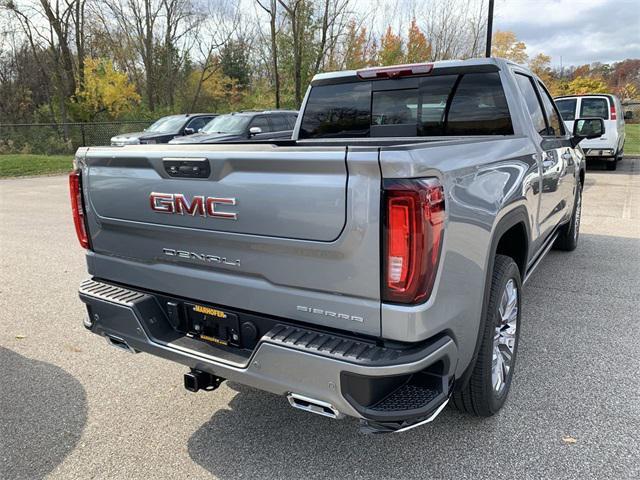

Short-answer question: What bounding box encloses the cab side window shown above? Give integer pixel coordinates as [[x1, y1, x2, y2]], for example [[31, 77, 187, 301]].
[[270, 115, 290, 131], [287, 114, 298, 129], [186, 116, 211, 132], [250, 116, 272, 132], [537, 82, 565, 136], [514, 73, 547, 136]]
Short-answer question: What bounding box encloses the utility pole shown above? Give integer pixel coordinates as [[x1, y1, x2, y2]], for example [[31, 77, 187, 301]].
[[485, 0, 495, 57]]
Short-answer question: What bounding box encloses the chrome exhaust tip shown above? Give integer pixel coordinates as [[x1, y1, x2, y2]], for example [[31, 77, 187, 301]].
[[105, 334, 137, 354], [287, 393, 343, 419]]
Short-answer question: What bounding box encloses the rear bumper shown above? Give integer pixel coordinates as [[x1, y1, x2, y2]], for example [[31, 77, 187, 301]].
[[79, 279, 457, 431], [584, 148, 616, 158]]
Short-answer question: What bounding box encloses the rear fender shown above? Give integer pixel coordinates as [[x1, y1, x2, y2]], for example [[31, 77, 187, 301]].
[[454, 206, 530, 391]]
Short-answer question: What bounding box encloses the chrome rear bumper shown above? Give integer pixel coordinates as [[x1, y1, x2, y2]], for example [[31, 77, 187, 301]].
[[79, 279, 457, 430]]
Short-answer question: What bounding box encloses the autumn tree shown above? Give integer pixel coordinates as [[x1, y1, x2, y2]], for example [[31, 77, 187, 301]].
[[617, 83, 638, 101], [343, 20, 368, 69], [75, 58, 140, 120], [529, 53, 553, 84], [609, 59, 640, 98], [566, 77, 609, 94], [379, 25, 403, 66], [406, 18, 431, 63], [492, 30, 527, 64]]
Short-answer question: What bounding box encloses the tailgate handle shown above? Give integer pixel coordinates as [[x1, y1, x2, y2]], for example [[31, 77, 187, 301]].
[[163, 158, 210, 179]]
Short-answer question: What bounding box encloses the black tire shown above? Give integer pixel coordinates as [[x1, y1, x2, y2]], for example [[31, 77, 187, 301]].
[[606, 159, 617, 171], [555, 185, 582, 251], [452, 255, 521, 416]]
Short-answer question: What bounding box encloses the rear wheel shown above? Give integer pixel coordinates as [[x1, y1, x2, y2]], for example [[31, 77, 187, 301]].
[[615, 146, 624, 162], [453, 255, 521, 416]]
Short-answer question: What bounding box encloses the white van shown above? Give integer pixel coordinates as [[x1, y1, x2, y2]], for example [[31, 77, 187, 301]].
[[555, 94, 626, 170]]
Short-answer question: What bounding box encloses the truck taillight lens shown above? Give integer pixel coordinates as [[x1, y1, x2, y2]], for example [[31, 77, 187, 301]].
[[610, 103, 617, 120], [69, 170, 90, 249], [382, 179, 445, 304]]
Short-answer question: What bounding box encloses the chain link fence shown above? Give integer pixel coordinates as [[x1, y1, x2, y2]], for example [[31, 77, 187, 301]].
[[0, 121, 153, 155], [622, 102, 639, 124]]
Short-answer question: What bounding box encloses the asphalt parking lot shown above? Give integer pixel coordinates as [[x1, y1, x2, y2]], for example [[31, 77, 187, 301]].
[[1, 157, 639, 480]]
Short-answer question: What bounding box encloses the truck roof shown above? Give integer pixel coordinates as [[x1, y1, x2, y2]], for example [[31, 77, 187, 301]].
[[311, 57, 519, 86]]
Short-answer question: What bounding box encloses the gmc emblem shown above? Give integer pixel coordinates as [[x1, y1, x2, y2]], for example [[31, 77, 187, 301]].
[[150, 192, 237, 220]]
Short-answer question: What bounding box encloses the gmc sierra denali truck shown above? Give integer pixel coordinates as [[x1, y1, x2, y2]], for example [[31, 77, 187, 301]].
[[72, 58, 603, 433]]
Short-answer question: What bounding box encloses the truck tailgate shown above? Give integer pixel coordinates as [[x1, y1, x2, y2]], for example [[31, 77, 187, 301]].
[[80, 144, 382, 336]]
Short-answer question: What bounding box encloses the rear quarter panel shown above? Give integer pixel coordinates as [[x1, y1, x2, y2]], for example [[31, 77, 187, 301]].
[[379, 135, 539, 377]]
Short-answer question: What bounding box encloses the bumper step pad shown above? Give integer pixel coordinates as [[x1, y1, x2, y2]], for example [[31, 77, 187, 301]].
[[369, 384, 441, 413], [79, 279, 148, 306]]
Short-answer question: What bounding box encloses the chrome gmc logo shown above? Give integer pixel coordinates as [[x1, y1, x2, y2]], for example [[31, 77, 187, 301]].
[[150, 192, 237, 220]]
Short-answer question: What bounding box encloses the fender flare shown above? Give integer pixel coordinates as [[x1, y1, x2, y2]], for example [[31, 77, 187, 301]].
[[454, 205, 531, 391]]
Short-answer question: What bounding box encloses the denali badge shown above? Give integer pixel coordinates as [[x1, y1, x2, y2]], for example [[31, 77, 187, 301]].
[[296, 305, 364, 323], [150, 192, 237, 220], [163, 248, 240, 267]]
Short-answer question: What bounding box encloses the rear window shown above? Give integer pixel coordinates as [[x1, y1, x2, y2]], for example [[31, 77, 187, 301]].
[[556, 99, 577, 121], [300, 72, 513, 139], [299, 83, 371, 138], [580, 98, 609, 119]]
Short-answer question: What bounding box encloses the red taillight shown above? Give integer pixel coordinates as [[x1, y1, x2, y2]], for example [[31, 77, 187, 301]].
[[382, 179, 445, 304], [357, 63, 433, 80], [610, 102, 617, 120], [69, 170, 90, 249]]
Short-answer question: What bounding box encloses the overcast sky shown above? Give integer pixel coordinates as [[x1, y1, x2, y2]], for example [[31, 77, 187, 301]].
[[493, 0, 640, 66]]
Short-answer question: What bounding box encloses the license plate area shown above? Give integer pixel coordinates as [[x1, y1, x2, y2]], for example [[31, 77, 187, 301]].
[[185, 303, 240, 347]]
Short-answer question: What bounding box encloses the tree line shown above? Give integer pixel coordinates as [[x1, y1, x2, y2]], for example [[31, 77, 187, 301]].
[[0, 0, 638, 126], [492, 30, 639, 100]]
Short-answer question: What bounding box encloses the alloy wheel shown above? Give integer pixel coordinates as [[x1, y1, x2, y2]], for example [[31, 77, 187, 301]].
[[492, 278, 518, 394]]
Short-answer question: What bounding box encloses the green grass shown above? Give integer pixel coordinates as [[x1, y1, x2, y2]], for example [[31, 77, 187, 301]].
[[625, 124, 640, 155], [0, 154, 73, 178]]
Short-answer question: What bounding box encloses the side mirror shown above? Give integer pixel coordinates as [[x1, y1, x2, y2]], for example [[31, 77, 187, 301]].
[[183, 127, 195, 135], [249, 126, 262, 136], [572, 117, 605, 146], [624, 111, 633, 120]]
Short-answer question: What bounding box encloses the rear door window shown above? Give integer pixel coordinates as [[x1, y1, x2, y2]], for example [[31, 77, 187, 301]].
[[514, 73, 547, 135], [537, 83, 565, 136], [580, 97, 609, 119], [270, 115, 289, 131], [186, 116, 212, 132], [446, 73, 513, 135], [250, 115, 273, 132], [556, 99, 577, 121]]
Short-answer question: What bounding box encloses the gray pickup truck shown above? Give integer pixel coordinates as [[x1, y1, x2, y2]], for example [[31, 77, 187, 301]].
[[71, 58, 603, 433]]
